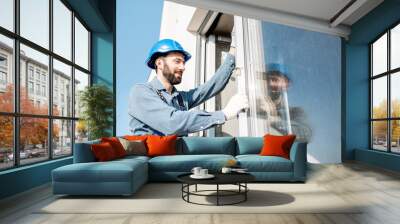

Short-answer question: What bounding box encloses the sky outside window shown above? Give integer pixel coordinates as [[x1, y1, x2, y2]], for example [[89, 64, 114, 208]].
[[391, 72, 400, 118], [391, 24, 400, 70], [0, 0, 14, 31], [74, 18, 89, 70], [53, 0, 72, 60], [20, 0, 49, 49], [372, 76, 387, 119], [372, 33, 387, 76]]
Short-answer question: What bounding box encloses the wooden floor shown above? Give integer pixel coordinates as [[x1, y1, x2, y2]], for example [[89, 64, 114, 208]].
[[1, 162, 400, 224]]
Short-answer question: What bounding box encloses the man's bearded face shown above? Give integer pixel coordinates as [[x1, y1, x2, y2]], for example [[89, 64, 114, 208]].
[[157, 52, 186, 85]]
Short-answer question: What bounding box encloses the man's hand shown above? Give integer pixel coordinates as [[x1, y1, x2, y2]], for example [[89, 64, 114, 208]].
[[229, 46, 236, 55], [229, 30, 237, 56], [222, 93, 249, 120]]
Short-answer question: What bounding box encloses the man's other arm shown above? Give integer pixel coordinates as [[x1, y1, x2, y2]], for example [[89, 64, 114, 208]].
[[184, 53, 235, 109]]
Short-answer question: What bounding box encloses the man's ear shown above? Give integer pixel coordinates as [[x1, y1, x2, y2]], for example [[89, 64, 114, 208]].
[[155, 58, 163, 69]]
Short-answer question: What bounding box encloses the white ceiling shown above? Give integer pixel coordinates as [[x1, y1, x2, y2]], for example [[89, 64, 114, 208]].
[[168, 0, 384, 38], [225, 0, 353, 23]]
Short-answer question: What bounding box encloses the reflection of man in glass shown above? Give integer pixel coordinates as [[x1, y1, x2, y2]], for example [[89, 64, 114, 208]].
[[262, 63, 291, 135]]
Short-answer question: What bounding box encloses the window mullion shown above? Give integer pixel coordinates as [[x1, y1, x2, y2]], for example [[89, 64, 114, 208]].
[[370, 45, 373, 149], [388, 30, 391, 152], [71, 10, 76, 154], [49, 0, 54, 160], [14, 0, 21, 166]]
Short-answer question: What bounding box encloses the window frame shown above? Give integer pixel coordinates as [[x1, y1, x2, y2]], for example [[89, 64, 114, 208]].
[[370, 20, 400, 154], [0, 0, 92, 171]]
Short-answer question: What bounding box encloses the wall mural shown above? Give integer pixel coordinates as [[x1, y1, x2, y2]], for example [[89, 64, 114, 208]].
[[258, 63, 311, 143]]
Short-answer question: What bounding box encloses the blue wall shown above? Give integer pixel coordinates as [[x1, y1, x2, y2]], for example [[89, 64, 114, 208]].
[[116, 0, 163, 136], [261, 22, 342, 163], [0, 158, 72, 199], [92, 32, 114, 135], [92, 33, 113, 87], [345, 0, 400, 169]]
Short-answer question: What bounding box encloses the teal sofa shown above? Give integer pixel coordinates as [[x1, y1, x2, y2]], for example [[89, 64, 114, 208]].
[[52, 137, 307, 196]]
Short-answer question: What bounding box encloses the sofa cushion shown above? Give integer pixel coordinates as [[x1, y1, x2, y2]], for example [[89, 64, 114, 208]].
[[123, 135, 149, 141], [101, 137, 127, 158], [118, 138, 147, 156], [235, 137, 263, 155], [147, 135, 177, 157], [236, 155, 293, 172], [91, 142, 118, 161], [177, 137, 235, 155], [52, 158, 147, 183], [114, 155, 150, 164], [260, 134, 296, 159], [148, 154, 235, 172], [74, 139, 101, 163]]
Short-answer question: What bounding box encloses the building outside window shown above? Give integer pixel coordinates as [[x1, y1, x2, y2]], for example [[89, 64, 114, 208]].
[[28, 67, 34, 80], [41, 73, 46, 83], [42, 85, 46, 97], [370, 23, 400, 154], [0, 54, 7, 88], [35, 83, 40, 95], [0, 54, 6, 67], [0, 0, 91, 170], [35, 70, 40, 81], [28, 81, 34, 94]]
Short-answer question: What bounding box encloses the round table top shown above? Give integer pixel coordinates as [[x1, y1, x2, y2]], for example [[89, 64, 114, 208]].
[[177, 172, 255, 185]]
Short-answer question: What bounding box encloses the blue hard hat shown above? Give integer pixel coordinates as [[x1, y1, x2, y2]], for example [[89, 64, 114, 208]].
[[146, 39, 192, 69], [267, 63, 287, 74]]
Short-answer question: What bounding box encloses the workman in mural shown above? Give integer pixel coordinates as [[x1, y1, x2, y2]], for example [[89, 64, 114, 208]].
[[260, 63, 312, 141], [129, 39, 249, 136], [261, 63, 291, 135]]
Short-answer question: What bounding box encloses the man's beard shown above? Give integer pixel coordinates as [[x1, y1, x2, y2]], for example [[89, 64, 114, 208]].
[[162, 63, 182, 85]]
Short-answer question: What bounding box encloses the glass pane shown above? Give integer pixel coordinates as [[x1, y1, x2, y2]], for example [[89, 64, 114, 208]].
[[0, 0, 14, 31], [20, 117, 49, 165], [53, 119, 72, 157], [391, 120, 400, 153], [391, 24, 400, 70], [372, 33, 387, 76], [0, 34, 14, 112], [372, 77, 387, 119], [74, 17, 89, 70], [75, 120, 88, 143], [392, 72, 400, 118], [53, 59, 72, 117], [74, 69, 89, 118], [20, 44, 49, 115], [20, 0, 49, 49], [372, 121, 388, 151], [53, 0, 72, 60], [0, 116, 14, 170]]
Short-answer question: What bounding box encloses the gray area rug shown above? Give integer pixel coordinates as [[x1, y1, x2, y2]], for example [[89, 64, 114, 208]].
[[37, 183, 362, 214]]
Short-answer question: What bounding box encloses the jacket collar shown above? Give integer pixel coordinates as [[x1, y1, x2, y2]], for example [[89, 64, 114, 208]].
[[150, 77, 179, 96]]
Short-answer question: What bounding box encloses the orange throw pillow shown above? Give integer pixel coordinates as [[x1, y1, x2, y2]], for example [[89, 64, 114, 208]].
[[146, 135, 177, 157], [260, 134, 296, 159], [123, 135, 149, 141], [101, 137, 127, 158], [91, 142, 117, 161]]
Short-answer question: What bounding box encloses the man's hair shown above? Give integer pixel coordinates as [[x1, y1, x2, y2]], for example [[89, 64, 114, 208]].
[[154, 53, 167, 71]]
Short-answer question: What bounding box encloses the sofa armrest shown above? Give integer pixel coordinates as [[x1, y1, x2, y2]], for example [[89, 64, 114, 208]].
[[73, 142, 97, 163], [289, 142, 307, 181]]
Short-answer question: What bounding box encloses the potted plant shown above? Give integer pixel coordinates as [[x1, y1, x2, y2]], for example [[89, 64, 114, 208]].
[[79, 84, 113, 140]]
